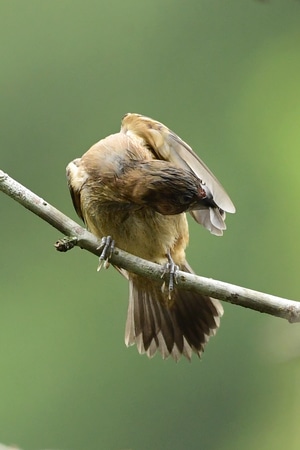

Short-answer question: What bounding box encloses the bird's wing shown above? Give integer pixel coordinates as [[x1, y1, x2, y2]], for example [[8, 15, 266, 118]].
[[66, 159, 85, 222], [121, 113, 235, 214]]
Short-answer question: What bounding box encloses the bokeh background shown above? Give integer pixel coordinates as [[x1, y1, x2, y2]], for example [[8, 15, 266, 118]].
[[1, 1, 300, 449]]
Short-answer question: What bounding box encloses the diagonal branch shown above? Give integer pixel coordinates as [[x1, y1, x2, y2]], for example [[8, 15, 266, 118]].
[[1, 169, 300, 323]]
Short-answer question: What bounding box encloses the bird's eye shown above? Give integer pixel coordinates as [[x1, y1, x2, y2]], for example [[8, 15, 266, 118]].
[[178, 193, 193, 205]]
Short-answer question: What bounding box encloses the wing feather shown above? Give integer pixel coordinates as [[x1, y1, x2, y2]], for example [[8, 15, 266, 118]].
[[121, 113, 235, 214], [66, 159, 85, 221]]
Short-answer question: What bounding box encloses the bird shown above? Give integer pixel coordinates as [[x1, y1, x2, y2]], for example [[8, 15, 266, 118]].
[[66, 113, 235, 361]]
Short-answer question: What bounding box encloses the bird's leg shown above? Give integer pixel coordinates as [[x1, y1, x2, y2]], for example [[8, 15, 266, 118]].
[[97, 236, 115, 271], [161, 250, 179, 301]]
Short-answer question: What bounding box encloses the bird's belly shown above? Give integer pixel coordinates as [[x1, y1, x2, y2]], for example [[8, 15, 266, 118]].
[[85, 206, 189, 264]]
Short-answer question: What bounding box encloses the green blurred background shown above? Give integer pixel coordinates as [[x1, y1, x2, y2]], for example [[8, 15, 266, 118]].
[[1, 1, 300, 449]]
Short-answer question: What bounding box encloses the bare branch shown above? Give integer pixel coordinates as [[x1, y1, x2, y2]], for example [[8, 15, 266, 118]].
[[1, 169, 300, 323]]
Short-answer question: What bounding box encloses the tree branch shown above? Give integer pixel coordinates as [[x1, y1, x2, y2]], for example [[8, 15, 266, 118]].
[[1, 169, 300, 323]]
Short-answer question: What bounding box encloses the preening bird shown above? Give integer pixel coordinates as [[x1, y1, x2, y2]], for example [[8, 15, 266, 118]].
[[66, 113, 235, 361]]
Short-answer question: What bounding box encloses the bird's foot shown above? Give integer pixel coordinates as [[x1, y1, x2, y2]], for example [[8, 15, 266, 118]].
[[97, 236, 115, 271], [161, 251, 179, 301]]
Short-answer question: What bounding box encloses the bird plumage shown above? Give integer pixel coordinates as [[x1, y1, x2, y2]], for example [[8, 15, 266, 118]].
[[66, 113, 235, 360]]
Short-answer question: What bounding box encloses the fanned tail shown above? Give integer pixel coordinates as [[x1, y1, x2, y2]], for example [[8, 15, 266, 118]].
[[125, 264, 223, 361]]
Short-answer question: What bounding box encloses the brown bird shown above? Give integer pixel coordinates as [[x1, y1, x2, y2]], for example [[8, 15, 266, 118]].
[[66, 113, 235, 361]]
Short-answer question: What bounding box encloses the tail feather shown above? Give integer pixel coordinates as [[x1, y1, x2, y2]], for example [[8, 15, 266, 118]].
[[125, 264, 223, 361]]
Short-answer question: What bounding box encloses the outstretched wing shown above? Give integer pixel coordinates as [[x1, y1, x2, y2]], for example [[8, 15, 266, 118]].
[[121, 113, 235, 236], [121, 113, 235, 214]]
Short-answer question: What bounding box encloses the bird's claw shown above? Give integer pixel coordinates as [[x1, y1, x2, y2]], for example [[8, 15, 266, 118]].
[[161, 252, 179, 300], [97, 236, 115, 271]]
